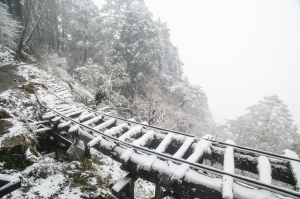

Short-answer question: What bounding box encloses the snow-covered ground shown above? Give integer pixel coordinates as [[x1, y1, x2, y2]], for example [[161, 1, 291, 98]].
[[1, 149, 155, 198], [0, 46, 18, 66], [0, 64, 155, 198]]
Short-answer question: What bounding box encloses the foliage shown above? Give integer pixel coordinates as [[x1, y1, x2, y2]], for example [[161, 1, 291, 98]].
[[38, 47, 69, 71], [0, 45, 19, 66], [2, 0, 213, 137], [132, 80, 213, 135], [0, 133, 38, 171], [0, 3, 20, 49], [72, 88, 91, 106], [227, 95, 299, 153], [24, 82, 35, 94], [106, 0, 183, 99], [26, 157, 61, 179], [75, 59, 130, 106], [0, 154, 28, 171], [63, 0, 102, 65]]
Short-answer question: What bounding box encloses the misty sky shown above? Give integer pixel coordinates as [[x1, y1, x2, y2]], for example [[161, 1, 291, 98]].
[[93, 0, 300, 127]]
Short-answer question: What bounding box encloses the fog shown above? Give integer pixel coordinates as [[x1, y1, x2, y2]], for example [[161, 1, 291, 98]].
[[93, 0, 300, 127]]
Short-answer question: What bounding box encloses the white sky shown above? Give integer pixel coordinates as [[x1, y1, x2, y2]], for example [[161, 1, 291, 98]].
[[93, 0, 300, 127]]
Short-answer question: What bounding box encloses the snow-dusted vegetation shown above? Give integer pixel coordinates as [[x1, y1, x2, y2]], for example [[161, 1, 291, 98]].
[[0, 64, 158, 198]]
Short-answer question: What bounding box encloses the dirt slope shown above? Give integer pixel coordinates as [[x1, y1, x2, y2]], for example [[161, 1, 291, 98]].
[[0, 65, 26, 93]]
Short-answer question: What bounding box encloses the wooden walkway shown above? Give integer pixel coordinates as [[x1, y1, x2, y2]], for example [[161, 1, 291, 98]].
[[32, 82, 300, 199]]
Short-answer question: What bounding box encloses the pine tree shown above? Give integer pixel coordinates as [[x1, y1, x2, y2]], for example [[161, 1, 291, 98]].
[[0, 3, 20, 49], [111, 0, 163, 99], [227, 95, 299, 153]]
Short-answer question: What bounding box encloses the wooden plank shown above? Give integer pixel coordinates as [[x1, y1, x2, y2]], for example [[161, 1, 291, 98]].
[[222, 140, 235, 199], [155, 133, 173, 153], [0, 178, 21, 198], [93, 118, 116, 131], [36, 127, 52, 133], [112, 172, 138, 199], [257, 156, 272, 184], [173, 137, 194, 159], [31, 120, 49, 125], [171, 136, 212, 180], [283, 149, 300, 191], [132, 130, 155, 147]]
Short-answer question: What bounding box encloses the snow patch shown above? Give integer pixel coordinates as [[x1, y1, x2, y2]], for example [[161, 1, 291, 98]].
[[257, 156, 272, 184], [120, 148, 134, 162], [104, 123, 129, 136], [222, 140, 235, 199], [173, 137, 194, 159], [186, 136, 212, 163], [118, 125, 142, 141], [283, 149, 300, 191], [155, 132, 173, 153], [132, 130, 155, 147], [93, 118, 116, 131]]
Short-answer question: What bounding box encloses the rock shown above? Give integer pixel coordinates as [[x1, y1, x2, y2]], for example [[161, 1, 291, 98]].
[[0, 109, 13, 119], [1, 135, 23, 149], [66, 140, 86, 160], [0, 120, 13, 135]]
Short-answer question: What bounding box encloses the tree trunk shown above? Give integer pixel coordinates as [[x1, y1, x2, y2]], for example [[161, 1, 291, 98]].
[[61, 25, 65, 52], [52, 0, 60, 51], [61, 0, 65, 52], [6, 0, 12, 15], [23, 0, 48, 47], [37, 23, 41, 46], [17, 0, 33, 57], [82, 10, 88, 65], [14, 0, 23, 21], [50, 26, 54, 50], [82, 47, 87, 65]]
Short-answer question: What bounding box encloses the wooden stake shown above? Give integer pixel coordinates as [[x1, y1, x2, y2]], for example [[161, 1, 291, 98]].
[[155, 184, 162, 199]]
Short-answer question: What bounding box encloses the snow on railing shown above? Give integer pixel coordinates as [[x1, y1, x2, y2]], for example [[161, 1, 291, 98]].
[[257, 156, 272, 185], [155, 132, 174, 153], [93, 118, 116, 131], [284, 149, 300, 191], [118, 125, 143, 142], [132, 130, 155, 147], [222, 140, 235, 199], [173, 137, 194, 159]]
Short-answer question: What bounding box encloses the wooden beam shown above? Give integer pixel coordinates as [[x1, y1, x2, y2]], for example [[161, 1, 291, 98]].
[[257, 156, 272, 184], [112, 172, 138, 199], [0, 178, 21, 198], [222, 140, 235, 199]]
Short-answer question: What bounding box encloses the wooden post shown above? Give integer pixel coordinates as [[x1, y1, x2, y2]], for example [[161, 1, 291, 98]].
[[126, 181, 135, 199], [155, 184, 162, 199]]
